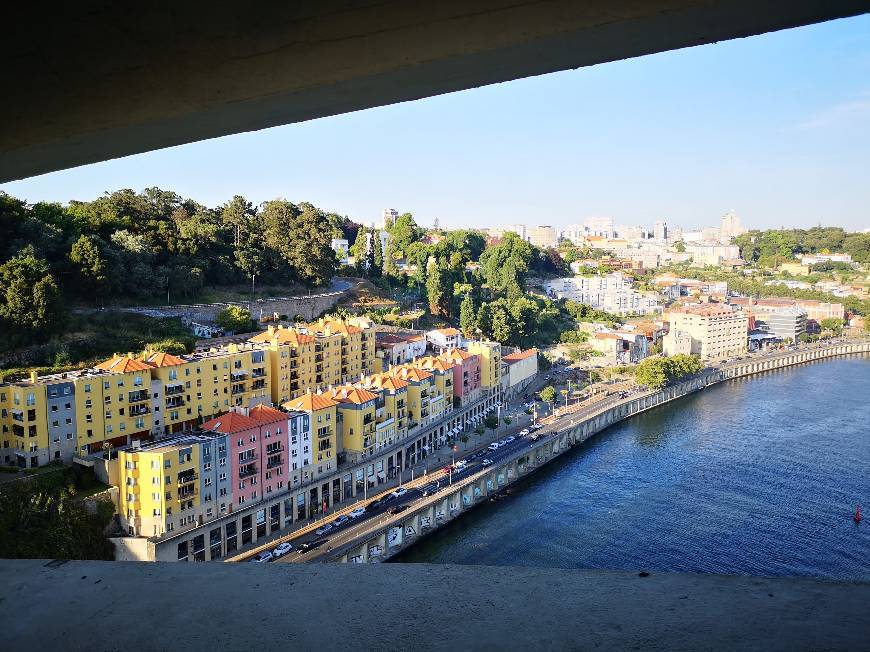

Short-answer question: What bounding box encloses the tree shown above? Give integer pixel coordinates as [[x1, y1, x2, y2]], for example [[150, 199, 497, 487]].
[[285, 206, 338, 285], [484, 415, 499, 431], [426, 258, 451, 318], [372, 232, 384, 277], [0, 246, 62, 331], [459, 293, 476, 337], [387, 213, 424, 256], [69, 234, 109, 291], [820, 317, 844, 335], [215, 306, 252, 333], [539, 385, 556, 409], [675, 241, 686, 253], [479, 232, 533, 300]]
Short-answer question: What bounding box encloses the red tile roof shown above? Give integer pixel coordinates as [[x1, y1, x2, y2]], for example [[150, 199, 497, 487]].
[[502, 348, 538, 363], [95, 355, 153, 373], [284, 394, 339, 412], [247, 404, 287, 425], [202, 411, 259, 434]]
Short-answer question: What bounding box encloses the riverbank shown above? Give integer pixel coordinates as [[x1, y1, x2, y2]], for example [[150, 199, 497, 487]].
[[319, 340, 870, 564]]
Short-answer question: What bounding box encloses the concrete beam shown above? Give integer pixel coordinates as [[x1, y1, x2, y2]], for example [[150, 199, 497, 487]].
[[3, 1, 868, 182], [2, 560, 869, 649]]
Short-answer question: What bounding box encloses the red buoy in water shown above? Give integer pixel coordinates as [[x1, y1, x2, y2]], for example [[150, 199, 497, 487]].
[[855, 506, 862, 524]]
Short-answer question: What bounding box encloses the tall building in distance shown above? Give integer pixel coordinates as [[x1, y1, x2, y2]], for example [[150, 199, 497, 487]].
[[582, 216, 615, 238], [381, 208, 398, 230], [501, 224, 527, 240], [527, 225, 558, 249], [560, 224, 585, 245], [653, 220, 668, 242], [720, 210, 746, 241]]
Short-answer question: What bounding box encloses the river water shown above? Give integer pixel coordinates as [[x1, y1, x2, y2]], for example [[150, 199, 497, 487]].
[[395, 356, 870, 580]]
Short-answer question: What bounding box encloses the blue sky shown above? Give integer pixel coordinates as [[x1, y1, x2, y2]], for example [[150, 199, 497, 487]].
[[3, 15, 869, 232]]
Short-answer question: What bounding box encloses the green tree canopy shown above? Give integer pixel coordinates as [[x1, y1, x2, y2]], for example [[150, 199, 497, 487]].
[[215, 306, 252, 333], [0, 246, 62, 331]]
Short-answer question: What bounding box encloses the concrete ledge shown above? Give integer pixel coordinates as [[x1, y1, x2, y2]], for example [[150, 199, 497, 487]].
[[2, 560, 869, 650]]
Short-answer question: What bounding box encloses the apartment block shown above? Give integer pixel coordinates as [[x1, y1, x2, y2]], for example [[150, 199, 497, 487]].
[[663, 305, 748, 359]]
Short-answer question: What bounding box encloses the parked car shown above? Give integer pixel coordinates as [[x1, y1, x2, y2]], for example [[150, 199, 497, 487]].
[[332, 515, 350, 528], [391, 487, 409, 498], [271, 542, 293, 558], [481, 459, 493, 467], [297, 538, 329, 554], [519, 429, 530, 436], [315, 523, 333, 536], [349, 507, 366, 519], [251, 551, 273, 563], [390, 504, 410, 515], [488, 443, 500, 451], [504, 436, 515, 443]]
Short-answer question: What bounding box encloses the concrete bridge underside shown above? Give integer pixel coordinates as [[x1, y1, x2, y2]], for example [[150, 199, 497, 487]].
[[3, 0, 868, 182]]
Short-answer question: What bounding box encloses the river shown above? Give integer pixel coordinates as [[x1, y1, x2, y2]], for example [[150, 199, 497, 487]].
[[395, 356, 870, 580]]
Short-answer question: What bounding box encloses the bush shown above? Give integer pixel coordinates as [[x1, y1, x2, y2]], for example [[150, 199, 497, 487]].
[[215, 306, 253, 333]]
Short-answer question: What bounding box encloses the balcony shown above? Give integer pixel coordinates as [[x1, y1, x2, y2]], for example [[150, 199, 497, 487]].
[[266, 456, 284, 469], [265, 443, 284, 455], [230, 371, 248, 381], [166, 396, 185, 408], [177, 472, 198, 485], [231, 384, 246, 395], [239, 465, 258, 479], [128, 390, 148, 403], [130, 405, 150, 416], [251, 368, 266, 379], [176, 487, 197, 501], [165, 383, 184, 396], [251, 379, 266, 390]]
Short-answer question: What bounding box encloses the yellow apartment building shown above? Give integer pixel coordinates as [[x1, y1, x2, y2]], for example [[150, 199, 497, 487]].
[[117, 432, 228, 539], [362, 373, 410, 450], [283, 392, 338, 483], [325, 385, 379, 461], [467, 341, 502, 392]]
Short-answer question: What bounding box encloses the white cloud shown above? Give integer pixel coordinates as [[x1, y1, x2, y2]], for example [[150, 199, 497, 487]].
[[796, 93, 870, 130]]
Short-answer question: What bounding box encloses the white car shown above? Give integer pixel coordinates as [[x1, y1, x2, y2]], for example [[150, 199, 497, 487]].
[[519, 429, 530, 436], [348, 507, 366, 519], [272, 542, 293, 558], [251, 551, 273, 563], [488, 443, 500, 451], [332, 514, 350, 527], [315, 523, 333, 536], [391, 487, 408, 498], [505, 436, 516, 443], [481, 459, 494, 467]]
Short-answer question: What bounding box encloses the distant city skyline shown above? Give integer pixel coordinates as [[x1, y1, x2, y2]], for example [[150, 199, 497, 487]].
[[2, 15, 869, 232]]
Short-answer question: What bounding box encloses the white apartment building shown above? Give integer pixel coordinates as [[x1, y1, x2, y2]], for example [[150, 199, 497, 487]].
[[720, 210, 746, 240], [685, 242, 741, 267], [543, 273, 662, 316], [653, 220, 668, 241], [583, 216, 615, 238], [561, 224, 586, 245], [527, 225, 558, 248], [501, 224, 527, 240], [663, 305, 748, 359], [330, 238, 349, 265], [616, 226, 647, 242], [381, 208, 398, 229]]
